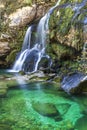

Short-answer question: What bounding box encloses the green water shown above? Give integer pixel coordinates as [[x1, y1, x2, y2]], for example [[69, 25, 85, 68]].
[[0, 82, 87, 130]]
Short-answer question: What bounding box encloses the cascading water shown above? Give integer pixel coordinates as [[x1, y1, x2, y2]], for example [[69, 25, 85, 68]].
[[11, 0, 61, 73], [22, 26, 32, 51]]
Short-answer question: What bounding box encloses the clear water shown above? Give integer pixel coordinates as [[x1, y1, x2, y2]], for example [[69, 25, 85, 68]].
[[0, 80, 87, 130]]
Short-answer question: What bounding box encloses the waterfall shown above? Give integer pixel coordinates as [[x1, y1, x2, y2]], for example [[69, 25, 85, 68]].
[[22, 26, 32, 51], [11, 0, 61, 73], [12, 26, 32, 72]]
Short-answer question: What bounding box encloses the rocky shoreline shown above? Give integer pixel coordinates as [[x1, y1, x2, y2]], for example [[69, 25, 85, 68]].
[[0, 69, 87, 97]]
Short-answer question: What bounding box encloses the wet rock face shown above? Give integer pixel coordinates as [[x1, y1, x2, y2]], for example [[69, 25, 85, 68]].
[[61, 73, 87, 94]]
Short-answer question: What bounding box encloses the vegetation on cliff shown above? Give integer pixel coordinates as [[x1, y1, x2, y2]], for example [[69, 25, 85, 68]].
[[0, 0, 87, 75]]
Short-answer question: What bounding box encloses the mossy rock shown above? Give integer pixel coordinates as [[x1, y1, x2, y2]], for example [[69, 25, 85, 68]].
[[48, 1, 86, 51], [60, 0, 82, 4], [53, 76, 61, 85], [0, 81, 7, 89], [49, 6, 74, 37], [0, 79, 20, 89], [47, 42, 76, 61], [29, 75, 49, 82], [32, 101, 62, 120], [18, 71, 25, 75], [6, 50, 18, 65]]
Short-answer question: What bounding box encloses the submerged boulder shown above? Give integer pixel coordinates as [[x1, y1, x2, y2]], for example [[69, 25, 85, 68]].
[[32, 101, 62, 120], [61, 73, 87, 94]]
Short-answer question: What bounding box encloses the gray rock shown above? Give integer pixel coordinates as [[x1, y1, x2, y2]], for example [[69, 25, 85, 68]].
[[61, 73, 87, 94]]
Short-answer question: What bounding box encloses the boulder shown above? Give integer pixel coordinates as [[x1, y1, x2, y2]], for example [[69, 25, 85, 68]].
[[32, 101, 62, 121], [8, 4, 50, 28], [61, 72, 87, 94], [9, 5, 37, 27]]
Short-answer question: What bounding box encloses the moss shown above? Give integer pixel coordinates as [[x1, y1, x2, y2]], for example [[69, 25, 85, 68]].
[[25, 0, 32, 5], [2, 0, 33, 15], [49, 6, 74, 38], [47, 42, 76, 61], [0, 0, 34, 35], [6, 50, 19, 65], [49, 1, 86, 52], [57, 7, 74, 36], [46, 43, 57, 60], [0, 0, 26, 34], [60, 0, 82, 4], [29, 75, 49, 82]]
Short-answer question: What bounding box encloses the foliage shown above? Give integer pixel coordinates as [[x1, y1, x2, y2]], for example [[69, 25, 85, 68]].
[[49, 0, 87, 52], [76, 47, 87, 74], [60, 0, 82, 4]]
